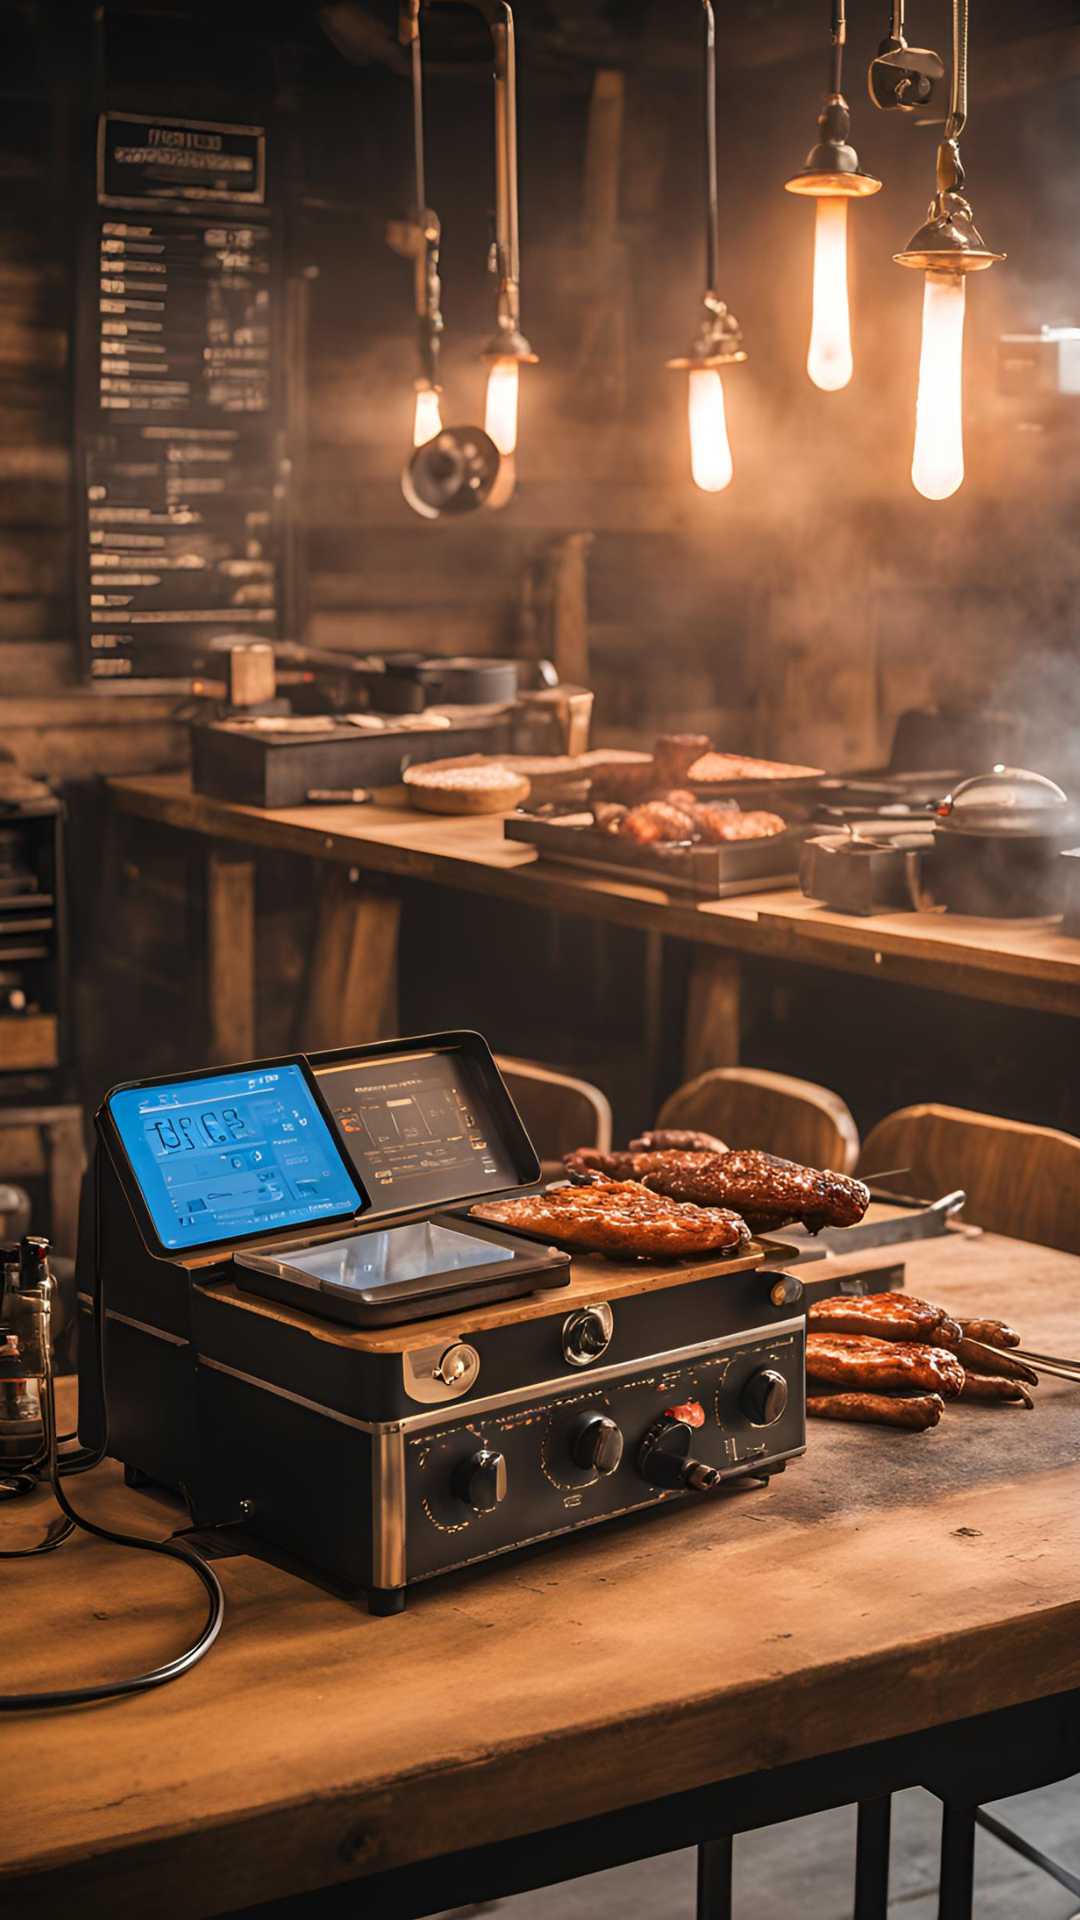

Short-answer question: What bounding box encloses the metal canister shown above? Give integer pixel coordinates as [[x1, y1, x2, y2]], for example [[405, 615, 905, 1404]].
[[0, 1243, 44, 1462]]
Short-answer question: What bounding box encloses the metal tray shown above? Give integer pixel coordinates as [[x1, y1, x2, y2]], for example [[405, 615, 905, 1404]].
[[505, 811, 805, 898]]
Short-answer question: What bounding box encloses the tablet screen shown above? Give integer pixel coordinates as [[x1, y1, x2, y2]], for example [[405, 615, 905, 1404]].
[[106, 1061, 365, 1252]]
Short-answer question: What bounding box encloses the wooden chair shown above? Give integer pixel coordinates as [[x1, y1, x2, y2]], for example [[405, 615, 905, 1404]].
[[494, 1057, 612, 1180], [656, 1068, 860, 1173], [858, 1105, 1080, 1255]]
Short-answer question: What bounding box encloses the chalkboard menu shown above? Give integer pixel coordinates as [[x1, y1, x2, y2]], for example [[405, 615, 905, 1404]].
[[77, 114, 286, 685]]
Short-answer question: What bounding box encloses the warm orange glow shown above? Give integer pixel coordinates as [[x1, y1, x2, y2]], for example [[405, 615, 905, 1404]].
[[688, 367, 734, 492], [484, 357, 520, 455], [912, 270, 965, 501], [412, 385, 443, 447], [807, 197, 853, 392]]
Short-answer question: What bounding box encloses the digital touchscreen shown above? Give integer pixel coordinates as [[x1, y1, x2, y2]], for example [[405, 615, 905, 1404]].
[[106, 1061, 366, 1251], [315, 1048, 519, 1209]]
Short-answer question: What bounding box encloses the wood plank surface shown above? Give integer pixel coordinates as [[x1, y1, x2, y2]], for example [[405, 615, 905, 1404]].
[[3, 1231, 1080, 1918], [109, 774, 1080, 1018]]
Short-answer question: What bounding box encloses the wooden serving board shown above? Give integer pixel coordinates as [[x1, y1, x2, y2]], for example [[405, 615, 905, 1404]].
[[202, 1235, 793, 1355]]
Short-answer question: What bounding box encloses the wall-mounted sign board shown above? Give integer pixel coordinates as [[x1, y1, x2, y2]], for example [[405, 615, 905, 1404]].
[[76, 113, 287, 686]]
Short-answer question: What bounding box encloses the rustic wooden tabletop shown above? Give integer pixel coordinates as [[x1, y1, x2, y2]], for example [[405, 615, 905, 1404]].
[[3, 1228, 1080, 1918]]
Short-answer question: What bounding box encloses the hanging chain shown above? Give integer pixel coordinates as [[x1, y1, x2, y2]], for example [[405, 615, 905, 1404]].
[[945, 0, 967, 142]]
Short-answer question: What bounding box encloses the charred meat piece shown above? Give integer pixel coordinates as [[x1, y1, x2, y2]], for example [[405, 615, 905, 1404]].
[[629, 1128, 728, 1154], [619, 801, 699, 845], [959, 1316, 1021, 1350], [958, 1372, 1035, 1407], [564, 1147, 870, 1234], [809, 1292, 963, 1346], [806, 1332, 965, 1398], [807, 1390, 945, 1431], [472, 1177, 750, 1260]]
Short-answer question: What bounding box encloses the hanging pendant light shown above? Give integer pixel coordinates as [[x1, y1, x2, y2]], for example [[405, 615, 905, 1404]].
[[399, 0, 444, 449], [479, 2, 536, 507], [893, 0, 1003, 499], [785, 0, 880, 393], [668, 1, 746, 493]]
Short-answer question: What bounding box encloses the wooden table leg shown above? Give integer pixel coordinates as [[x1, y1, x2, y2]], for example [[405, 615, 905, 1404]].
[[696, 1835, 734, 1919], [938, 1801, 976, 1920], [685, 950, 741, 1080], [854, 1796, 892, 1919], [301, 870, 401, 1052], [206, 852, 256, 1063]]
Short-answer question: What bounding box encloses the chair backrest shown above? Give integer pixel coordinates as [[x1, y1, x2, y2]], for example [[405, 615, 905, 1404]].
[[494, 1056, 613, 1175], [858, 1104, 1080, 1255], [656, 1067, 860, 1173]]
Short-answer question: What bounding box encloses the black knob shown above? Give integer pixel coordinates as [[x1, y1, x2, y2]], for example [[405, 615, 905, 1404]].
[[637, 1418, 721, 1494], [453, 1448, 507, 1513], [569, 1413, 624, 1477], [741, 1368, 788, 1427]]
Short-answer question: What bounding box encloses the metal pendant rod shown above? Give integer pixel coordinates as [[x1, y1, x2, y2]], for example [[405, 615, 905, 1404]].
[[491, 3, 522, 332], [400, 0, 443, 386], [946, 0, 968, 141], [702, 1, 720, 299], [830, 0, 847, 98]]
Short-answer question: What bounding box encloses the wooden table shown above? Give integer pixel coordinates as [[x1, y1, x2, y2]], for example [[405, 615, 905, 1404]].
[[4, 1228, 1080, 1919], [109, 774, 1080, 1078]]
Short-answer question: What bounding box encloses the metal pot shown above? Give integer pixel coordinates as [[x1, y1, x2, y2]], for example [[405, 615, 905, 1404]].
[[926, 767, 1079, 917]]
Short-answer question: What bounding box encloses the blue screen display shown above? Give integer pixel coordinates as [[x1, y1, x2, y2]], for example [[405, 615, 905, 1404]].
[[107, 1063, 365, 1251]]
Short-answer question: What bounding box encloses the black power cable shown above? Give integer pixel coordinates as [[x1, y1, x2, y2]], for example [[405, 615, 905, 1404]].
[[0, 1214, 225, 1710]]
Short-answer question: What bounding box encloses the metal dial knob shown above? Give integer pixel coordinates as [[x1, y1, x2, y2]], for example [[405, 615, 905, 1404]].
[[563, 1306, 612, 1367], [569, 1413, 624, 1477], [740, 1368, 789, 1427], [453, 1448, 507, 1514]]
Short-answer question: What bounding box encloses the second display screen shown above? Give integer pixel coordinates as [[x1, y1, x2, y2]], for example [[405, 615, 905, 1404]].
[[315, 1048, 519, 1210]]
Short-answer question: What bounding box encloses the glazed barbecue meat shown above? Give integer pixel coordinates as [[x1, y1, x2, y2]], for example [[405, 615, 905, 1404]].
[[471, 1177, 751, 1261], [805, 1333, 965, 1398], [630, 1128, 728, 1154], [958, 1372, 1035, 1407], [959, 1316, 1021, 1349], [809, 1292, 963, 1346], [692, 808, 786, 843], [807, 1391, 945, 1432], [563, 1147, 870, 1235], [619, 800, 699, 845]]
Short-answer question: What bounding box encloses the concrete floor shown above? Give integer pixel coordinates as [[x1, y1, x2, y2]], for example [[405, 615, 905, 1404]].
[[438, 1779, 1080, 1918]]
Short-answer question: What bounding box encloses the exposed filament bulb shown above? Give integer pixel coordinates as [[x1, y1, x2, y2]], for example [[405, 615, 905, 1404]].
[[807, 197, 853, 392], [412, 384, 443, 447], [484, 357, 520, 456], [687, 366, 734, 493], [911, 270, 966, 501]]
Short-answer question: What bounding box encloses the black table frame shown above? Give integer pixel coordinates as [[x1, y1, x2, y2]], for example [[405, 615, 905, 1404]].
[[229, 1686, 1080, 1920]]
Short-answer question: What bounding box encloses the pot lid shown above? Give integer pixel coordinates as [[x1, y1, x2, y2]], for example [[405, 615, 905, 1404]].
[[935, 765, 1071, 835]]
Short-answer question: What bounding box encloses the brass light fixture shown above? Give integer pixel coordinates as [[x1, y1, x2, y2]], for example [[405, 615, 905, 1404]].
[[893, 0, 1003, 499], [667, 0, 746, 493], [785, 0, 881, 392], [398, 0, 533, 518]]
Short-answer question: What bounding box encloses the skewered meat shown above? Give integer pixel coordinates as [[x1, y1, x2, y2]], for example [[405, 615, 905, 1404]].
[[630, 1128, 728, 1154], [949, 1339, 1038, 1385], [805, 1332, 965, 1398], [809, 1292, 963, 1346], [807, 1391, 945, 1431], [564, 1147, 870, 1234], [619, 800, 698, 845], [958, 1372, 1035, 1407], [471, 1177, 751, 1260], [960, 1316, 1021, 1350]]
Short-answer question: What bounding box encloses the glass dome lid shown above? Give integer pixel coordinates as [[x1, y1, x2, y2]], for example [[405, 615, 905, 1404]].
[[936, 766, 1071, 835]]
